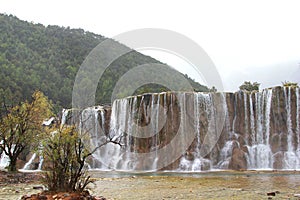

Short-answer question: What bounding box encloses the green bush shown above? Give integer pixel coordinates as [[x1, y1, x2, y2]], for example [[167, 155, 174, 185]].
[[239, 81, 260, 92], [42, 125, 92, 192]]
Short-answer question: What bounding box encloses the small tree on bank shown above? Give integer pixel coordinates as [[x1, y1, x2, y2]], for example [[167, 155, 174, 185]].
[[43, 121, 122, 192], [0, 91, 52, 172], [43, 125, 92, 192], [239, 81, 260, 92]]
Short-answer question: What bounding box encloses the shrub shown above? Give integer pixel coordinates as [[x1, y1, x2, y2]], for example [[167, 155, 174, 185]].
[[239, 81, 260, 92], [282, 81, 298, 88], [42, 120, 121, 192], [42, 125, 93, 192]]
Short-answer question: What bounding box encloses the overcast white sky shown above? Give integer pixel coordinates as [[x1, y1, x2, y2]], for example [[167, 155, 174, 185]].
[[1, 0, 299, 91]]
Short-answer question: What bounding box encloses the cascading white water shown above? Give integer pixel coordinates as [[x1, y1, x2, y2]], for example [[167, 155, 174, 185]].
[[11, 87, 300, 172], [78, 106, 109, 169], [247, 89, 273, 169], [94, 97, 132, 170], [194, 93, 201, 158], [178, 93, 213, 171], [95, 92, 219, 171], [296, 87, 300, 169], [249, 92, 256, 145], [37, 155, 43, 170], [84, 88, 300, 171], [285, 87, 293, 151], [61, 108, 69, 126], [283, 87, 300, 169], [22, 153, 37, 170], [35, 87, 297, 172], [217, 140, 235, 169], [152, 93, 162, 169], [297, 88, 300, 151], [22, 144, 44, 171], [255, 92, 263, 143], [264, 90, 272, 146], [0, 144, 16, 169], [0, 146, 10, 169], [97, 93, 165, 171], [244, 92, 249, 138]]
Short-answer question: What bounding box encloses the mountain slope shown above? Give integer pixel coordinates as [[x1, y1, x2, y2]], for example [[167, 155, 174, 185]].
[[0, 14, 210, 111]]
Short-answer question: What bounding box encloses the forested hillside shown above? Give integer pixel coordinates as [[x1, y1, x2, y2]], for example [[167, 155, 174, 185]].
[[0, 14, 210, 112]]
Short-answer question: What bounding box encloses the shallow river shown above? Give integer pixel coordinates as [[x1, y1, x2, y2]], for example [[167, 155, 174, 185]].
[[2, 170, 300, 200], [90, 170, 300, 200]]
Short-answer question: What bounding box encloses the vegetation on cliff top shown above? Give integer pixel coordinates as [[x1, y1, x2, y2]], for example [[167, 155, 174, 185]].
[[239, 81, 260, 92], [282, 81, 298, 88]]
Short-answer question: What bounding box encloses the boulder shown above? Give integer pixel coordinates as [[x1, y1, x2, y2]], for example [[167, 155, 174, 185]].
[[229, 147, 247, 170]]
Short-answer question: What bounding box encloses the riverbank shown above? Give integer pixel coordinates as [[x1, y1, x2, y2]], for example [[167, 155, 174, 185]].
[[1, 170, 300, 199], [0, 170, 44, 200]]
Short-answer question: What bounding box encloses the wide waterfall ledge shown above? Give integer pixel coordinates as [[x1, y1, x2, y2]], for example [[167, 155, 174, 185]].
[[2, 87, 299, 172]]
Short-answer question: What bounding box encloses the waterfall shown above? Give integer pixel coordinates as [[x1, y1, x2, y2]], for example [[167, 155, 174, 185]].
[[265, 90, 273, 146], [50, 87, 300, 171], [244, 92, 249, 139], [0, 144, 16, 169], [61, 109, 69, 126], [37, 155, 44, 170], [297, 88, 300, 151], [22, 154, 44, 171], [249, 92, 256, 145], [97, 97, 134, 170], [102, 93, 169, 171], [2, 86, 299, 172], [79, 106, 109, 169], [285, 87, 293, 152], [0, 146, 9, 169], [247, 89, 273, 169], [194, 93, 201, 158], [94, 92, 217, 171], [296, 88, 300, 169], [178, 92, 228, 171], [283, 87, 300, 169], [217, 141, 235, 169], [22, 153, 37, 170]]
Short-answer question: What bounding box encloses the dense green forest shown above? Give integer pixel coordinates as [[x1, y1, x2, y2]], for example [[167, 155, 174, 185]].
[[0, 14, 210, 112]]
